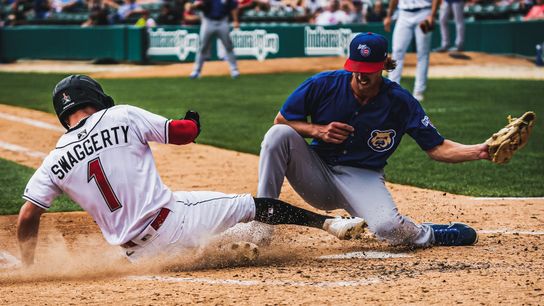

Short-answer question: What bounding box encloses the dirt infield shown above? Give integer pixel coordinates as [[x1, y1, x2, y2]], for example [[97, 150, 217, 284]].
[[0, 55, 543, 304]]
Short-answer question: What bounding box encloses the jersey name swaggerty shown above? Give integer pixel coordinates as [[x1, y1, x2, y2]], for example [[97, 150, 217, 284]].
[[23, 105, 174, 245]]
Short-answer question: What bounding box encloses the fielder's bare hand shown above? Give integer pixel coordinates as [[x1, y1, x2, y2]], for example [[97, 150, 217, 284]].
[[315, 122, 354, 144]]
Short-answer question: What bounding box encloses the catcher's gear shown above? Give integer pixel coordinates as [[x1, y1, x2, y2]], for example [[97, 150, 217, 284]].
[[53, 75, 114, 129], [419, 19, 434, 34], [485, 111, 536, 164], [184, 110, 201, 136]]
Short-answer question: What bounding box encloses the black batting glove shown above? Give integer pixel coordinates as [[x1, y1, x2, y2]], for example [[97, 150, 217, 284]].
[[183, 110, 201, 137]]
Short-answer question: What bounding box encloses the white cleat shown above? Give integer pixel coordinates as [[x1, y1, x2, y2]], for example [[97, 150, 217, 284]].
[[220, 241, 260, 262], [323, 217, 367, 240]]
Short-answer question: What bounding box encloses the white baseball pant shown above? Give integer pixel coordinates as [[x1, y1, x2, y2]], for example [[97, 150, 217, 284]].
[[388, 8, 433, 95], [122, 191, 255, 262]]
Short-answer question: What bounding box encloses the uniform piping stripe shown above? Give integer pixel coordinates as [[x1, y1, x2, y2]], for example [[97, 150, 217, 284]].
[[56, 109, 109, 149], [22, 195, 50, 209], [177, 195, 245, 207], [164, 120, 170, 144], [0, 112, 65, 132]]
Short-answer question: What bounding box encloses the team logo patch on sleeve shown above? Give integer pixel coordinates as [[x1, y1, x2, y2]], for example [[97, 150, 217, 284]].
[[368, 129, 396, 152], [421, 116, 435, 128]]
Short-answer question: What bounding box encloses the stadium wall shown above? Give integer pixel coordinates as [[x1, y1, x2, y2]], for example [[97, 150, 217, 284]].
[[1, 20, 543, 62]]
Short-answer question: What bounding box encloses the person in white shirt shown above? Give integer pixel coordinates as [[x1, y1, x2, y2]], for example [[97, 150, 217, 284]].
[[315, 0, 351, 25]]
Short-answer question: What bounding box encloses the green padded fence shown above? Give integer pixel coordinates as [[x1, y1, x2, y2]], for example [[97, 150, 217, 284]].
[[0, 20, 543, 63]]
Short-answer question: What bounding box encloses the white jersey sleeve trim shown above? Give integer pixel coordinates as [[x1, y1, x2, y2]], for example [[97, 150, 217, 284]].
[[22, 195, 51, 210], [165, 119, 171, 144]]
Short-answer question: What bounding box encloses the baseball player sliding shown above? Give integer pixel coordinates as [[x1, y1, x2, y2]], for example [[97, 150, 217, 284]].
[[258, 33, 489, 248], [16, 75, 366, 265]]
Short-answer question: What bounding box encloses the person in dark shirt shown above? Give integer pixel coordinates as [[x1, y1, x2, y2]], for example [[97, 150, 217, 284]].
[[189, 0, 240, 79], [157, 3, 181, 25], [258, 33, 489, 248]]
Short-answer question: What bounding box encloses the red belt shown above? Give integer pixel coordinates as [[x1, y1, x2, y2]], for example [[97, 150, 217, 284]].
[[120, 207, 170, 248]]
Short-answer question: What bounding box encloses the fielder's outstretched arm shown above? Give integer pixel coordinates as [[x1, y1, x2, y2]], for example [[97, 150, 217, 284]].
[[17, 201, 45, 266], [426, 139, 489, 163]]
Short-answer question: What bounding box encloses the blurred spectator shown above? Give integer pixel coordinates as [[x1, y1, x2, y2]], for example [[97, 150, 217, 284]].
[[340, 0, 356, 22], [314, 0, 351, 25], [33, 0, 50, 19], [282, 0, 305, 12], [182, 1, 199, 24], [4, 0, 29, 25], [525, 0, 544, 19], [157, 3, 181, 24], [106, 0, 145, 23], [365, 0, 385, 22], [269, 0, 283, 11], [303, 0, 328, 15], [51, 0, 84, 13], [239, 0, 270, 12], [134, 9, 156, 26], [82, 0, 109, 26]]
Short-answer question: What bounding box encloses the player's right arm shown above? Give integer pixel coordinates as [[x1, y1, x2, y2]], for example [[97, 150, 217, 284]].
[[274, 112, 354, 144], [17, 201, 45, 266], [276, 75, 354, 144], [383, 0, 398, 32]]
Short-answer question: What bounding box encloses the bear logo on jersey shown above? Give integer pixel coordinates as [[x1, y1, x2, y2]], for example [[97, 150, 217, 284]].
[[368, 129, 396, 152], [358, 44, 371, 57]]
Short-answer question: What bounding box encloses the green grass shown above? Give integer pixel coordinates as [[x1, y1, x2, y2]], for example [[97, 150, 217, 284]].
[[0, 72, 542, 213], [0, 158, 80, 214]]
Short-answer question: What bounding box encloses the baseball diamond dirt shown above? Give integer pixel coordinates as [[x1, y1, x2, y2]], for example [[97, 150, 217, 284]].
[[0, 54, 543, 305]]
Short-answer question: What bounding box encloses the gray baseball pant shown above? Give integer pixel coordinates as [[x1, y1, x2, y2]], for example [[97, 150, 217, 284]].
[[192, 16, 238, 74], [439, 1, 465, 50], [258, 124, 434, 246]]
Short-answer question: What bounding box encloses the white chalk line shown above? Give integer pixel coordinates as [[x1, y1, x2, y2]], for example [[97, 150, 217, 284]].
[[0, 141, 47, 158], [471, 197, 544, 201], [0, 112, 65, 132], [318, 251, 411, 260], [480, 229, 544, 235], [126, 275, 381, 288]]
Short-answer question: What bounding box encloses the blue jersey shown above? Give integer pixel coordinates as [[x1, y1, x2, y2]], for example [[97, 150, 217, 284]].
[[280, 70, 444, 170], [201, 0, 238, 20]]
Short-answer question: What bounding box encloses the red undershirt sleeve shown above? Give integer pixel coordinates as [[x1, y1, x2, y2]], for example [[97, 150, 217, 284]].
[[168, 119, 198, 145]]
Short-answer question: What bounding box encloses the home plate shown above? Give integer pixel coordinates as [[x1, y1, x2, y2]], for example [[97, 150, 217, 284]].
[[0, 250, 21, 269], [318, 251, 412, 260]]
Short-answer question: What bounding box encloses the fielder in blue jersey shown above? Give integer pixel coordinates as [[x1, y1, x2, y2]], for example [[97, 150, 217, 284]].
[[258, 32, 490, 247]]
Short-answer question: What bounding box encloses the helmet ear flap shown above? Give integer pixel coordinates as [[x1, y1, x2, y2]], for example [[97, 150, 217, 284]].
[[104, 95, 115, 108]]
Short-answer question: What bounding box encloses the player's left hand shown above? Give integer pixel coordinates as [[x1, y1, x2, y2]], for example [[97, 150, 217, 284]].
[[184, 110, 201, 136], [232, 20, 240, 29], [476, 143, 490, 160]]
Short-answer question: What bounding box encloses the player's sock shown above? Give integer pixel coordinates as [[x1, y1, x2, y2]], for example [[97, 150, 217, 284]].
[[252, 197, 327, 229]]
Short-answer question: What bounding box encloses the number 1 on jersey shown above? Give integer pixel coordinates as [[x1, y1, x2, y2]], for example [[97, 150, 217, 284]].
[[87, 157, 122, 212]]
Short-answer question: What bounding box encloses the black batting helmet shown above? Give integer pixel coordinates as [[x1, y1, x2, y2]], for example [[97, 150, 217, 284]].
[[52, 75, 114, 129]]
